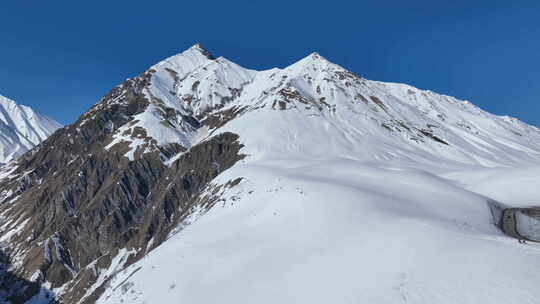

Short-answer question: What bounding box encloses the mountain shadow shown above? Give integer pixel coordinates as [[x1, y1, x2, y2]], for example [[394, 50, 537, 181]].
[[0, 248, 56, 304]]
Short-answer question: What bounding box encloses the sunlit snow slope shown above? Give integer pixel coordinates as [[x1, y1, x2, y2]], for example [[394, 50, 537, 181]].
[[92, 45, 540, 304], [100, 162, 540, 304], [0, 95, 61, 164], [101, 45, 540, 168]]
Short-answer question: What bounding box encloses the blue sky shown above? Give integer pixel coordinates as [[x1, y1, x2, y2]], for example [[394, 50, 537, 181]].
[[1, 1, 539, 126]]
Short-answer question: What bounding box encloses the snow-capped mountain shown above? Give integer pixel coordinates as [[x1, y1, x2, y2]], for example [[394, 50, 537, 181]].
[[1, 45, 540, 304], [0, 95, 61, 164], [96, 44, 540, 168]]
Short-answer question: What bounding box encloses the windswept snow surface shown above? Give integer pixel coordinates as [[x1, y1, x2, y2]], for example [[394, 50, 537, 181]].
[[97, 46, 540, 304], [99, 160, 540, 304], [104, 46, 540, 168], [0, 95, 61, 164], [443, 166, 540, 208]]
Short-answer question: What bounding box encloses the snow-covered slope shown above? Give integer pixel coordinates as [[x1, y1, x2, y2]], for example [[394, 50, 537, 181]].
[[101, 46, 540, 168], [0, 95, 61, 164], [93, 46, 540, 304], [2, 45, 540, 304], [99, 162, 540, 304]]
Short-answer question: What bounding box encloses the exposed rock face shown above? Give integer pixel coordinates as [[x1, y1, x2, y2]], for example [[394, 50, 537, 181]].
[[2, 44, 540, 303], [0, 57, 245, 303]]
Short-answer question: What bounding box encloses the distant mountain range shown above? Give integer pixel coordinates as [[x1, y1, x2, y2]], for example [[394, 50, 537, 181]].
[[0, 95, 61, 164]]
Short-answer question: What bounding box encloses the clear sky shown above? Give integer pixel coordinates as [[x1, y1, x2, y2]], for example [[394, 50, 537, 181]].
[[1, 1, 539, 126]]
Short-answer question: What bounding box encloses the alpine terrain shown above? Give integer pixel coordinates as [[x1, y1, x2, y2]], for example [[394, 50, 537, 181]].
[[1, 44, 540, 304], [0, 95, 61, 165]]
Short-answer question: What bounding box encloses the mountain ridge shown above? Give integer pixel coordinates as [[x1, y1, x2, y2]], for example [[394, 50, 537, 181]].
[[139, 45, 540, 167], [0, 94, 61, 164], [1, 45, 540, 303]]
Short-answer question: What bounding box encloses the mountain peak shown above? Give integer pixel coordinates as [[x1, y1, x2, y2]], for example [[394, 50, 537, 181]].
[[150, 44, 216, 77], [284, 51, 338, 74], [299, 51, 331, 64], [3, 46, 540, 304], [0, 94, 61, 164], [0, 94, 17, 108], [308, 51, 323, 59], [306, 51, 331, 61], [190, 43, 204, 49], [186, 43, 215, 60]]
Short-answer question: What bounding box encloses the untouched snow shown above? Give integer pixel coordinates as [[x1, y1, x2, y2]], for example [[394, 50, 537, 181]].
[[99, 159, 540, 304], [0, 95, 61, 164], [90, 45, 540, 303], [443, 167, 540, 208]]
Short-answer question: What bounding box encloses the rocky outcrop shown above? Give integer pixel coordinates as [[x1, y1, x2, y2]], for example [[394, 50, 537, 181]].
[[3, 44, 540, 303], [500, 207, 540, 242], [488, 200, 540, 242], [0, 67, 245, 303]]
